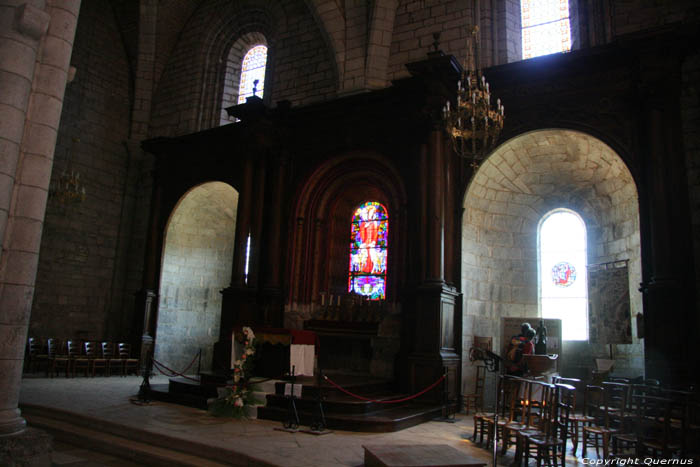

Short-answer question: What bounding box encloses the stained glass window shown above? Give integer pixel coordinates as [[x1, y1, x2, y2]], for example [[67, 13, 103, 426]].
[[238, 45, 267, 104], [521, 0, 572, 59], [348, 202, 388, 300], [539, 209, 588, 340]]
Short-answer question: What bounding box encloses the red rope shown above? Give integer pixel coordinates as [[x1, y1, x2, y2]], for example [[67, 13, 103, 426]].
[[152, 356, 200, 382], [323, 374, 446, 404]]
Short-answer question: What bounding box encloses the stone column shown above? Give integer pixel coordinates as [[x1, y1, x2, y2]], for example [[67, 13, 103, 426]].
[[0, 0, 80, 442]]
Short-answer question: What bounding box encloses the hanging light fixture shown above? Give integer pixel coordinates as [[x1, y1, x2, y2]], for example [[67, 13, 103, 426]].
[[444, 26, 505, 168], [49, 137, 86, 205]]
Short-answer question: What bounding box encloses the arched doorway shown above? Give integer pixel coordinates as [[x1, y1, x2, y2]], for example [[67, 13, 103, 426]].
[[461, 129, 642, 391], [155, 182, 239, 373]]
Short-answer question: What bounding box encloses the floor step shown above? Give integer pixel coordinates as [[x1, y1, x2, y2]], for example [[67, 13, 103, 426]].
[[25, 413, 229, 467], [21, 404, 275, 466]]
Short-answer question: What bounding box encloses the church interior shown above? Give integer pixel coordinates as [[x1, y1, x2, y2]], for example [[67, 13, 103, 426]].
[[1, 0, 700, 463]]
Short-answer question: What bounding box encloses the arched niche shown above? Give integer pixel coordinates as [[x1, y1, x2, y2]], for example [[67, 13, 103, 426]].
[[219, 32, 268, 126], [286, 153, 407, 377], [155, 181, 239, 373], [461, 129, 643, 391]]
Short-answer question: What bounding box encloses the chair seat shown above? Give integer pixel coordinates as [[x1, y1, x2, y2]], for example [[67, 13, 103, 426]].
[[584, 425, 619, 435], [570, 414, 595, 422]]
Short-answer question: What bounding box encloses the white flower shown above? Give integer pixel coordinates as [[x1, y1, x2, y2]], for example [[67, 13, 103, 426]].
[[234, 359, 241, 367], [245, 347, 254, 355], [234, 397, 244, 407], [234, 373, 240, 382], [243, 326, 255, 340]]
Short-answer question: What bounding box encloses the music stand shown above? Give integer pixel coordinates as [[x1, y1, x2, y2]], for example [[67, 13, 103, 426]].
[[468, 346, 504, 467]]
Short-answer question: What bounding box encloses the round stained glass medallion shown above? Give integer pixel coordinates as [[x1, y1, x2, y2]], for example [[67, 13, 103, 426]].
[[552, 262, 576, 287]]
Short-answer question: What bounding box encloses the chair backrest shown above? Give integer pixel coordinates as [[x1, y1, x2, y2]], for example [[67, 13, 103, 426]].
[[529, 381, 555, 431], [552, 377, 580, 410], [473, 336, 493, 351], [102, 341, 115, 358], [118, 342, 132, 358], [554, 383, 576, 441], [66, 340, 81, 357], [84, 341, 100, 358], [47, 338, 62, 357], [27, 337, 40, 355], [503, 376, 523, 422], [584, 384, 605, 422]]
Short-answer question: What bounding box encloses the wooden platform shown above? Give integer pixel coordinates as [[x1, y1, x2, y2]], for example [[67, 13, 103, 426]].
[[150, 373, 456, 432], [363, 444, 487, 467]]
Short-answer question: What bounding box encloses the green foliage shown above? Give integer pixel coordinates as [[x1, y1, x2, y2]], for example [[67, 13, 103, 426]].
[[207, 326, 259, 419]]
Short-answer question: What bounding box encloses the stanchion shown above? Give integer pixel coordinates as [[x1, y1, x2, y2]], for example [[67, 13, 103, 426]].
[[136, 352, 152, 404], [301, 368, 332, 435], [275, 366, 300, 432], [434, 367, 456, 423]]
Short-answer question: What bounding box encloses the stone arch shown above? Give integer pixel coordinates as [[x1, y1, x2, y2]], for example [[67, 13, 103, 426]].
[[219, 32, 268, 125], [151, 0, 338, 136], [286, 152, 407, 377], [461, 129, 643, 391], [154, 182, 239, 373]]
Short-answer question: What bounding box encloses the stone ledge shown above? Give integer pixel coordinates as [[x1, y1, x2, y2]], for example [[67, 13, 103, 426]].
[[0, 427, 52, 467]]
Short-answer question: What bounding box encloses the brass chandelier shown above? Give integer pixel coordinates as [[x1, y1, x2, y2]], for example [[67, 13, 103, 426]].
[[444, 26, 504, 168], [49, 137, 86, 205]]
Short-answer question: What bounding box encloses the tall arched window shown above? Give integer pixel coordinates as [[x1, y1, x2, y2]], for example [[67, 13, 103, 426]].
[[349, 201, 388, 300], [538, 209, 588, 340], [238, 45, 268, 104], [521, 0, 572, 59]]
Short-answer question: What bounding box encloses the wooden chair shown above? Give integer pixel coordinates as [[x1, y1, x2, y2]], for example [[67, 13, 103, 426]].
[[582, 382, 630, 459], [516, 381, 557, 463], [103, 342, 122, 376], [50, 340, 73, 377], [632, 394, 683, 458], [463, 365, 487, 415], [501, 377, 537, 458], [482, 375, 520, 449], [523, 383, 576, 467], [473, 374, 505, 444], [85, 341, 107, 376], [25, 337, 48, 373], [72, 340, 91, 377], [566, 380, 597, 456], [464, 336, 492, 415], [118, 342, 139, 376]]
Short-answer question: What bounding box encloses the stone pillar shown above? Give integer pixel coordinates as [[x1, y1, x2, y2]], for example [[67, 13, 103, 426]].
[[0, 0, 80, 440]]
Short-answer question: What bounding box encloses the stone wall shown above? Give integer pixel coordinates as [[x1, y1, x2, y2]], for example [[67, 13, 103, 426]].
[[154, 182, 238, 373], [461, 130, 643, 395], [150, 0, 336, 137], [29, 0, 132, 342]]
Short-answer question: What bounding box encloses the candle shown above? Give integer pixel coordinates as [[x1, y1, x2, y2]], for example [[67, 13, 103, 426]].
[[321, 293, 325, 306]]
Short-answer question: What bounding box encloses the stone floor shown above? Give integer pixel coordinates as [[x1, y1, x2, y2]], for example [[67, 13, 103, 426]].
[[19, 374, 603, 466]]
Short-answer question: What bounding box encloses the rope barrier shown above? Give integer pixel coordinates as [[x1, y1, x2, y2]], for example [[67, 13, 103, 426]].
[[152, 352, 201, 382], [323, 374, 446, 404]]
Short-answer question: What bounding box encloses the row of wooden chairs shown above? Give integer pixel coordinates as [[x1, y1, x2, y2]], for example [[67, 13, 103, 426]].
[[470, 375, 576, 466], [25, 338, 139, 378], [577, 379, 699, 460], [467, 374, 699, 465]]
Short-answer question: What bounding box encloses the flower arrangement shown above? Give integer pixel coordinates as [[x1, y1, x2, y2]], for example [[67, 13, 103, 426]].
[[208, 326, 260, 418]]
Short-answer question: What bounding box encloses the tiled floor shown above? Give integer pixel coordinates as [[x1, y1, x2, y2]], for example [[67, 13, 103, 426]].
[[19, 374, 604, 466]]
